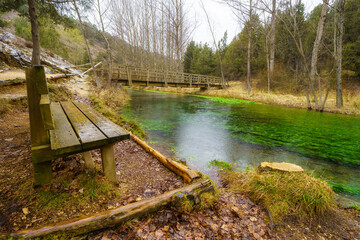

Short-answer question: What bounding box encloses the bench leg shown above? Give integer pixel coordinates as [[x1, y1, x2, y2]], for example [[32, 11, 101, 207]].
[[101, 143, 117, 184], [32, 160, 52, 187], [83, 151, 95, 170]]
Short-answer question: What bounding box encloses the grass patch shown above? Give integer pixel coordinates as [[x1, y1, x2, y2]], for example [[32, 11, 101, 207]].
[[48, 84, 74, 102], [222, 168, 335, 223], [0, 100, 12, 115], [352, 204, 360, 211], [192, 95, 260, 105], [90, 88, 146, 138], [198, 192, 218, 210], [209, 160, 233, 170], [16, 172, 121, 214]]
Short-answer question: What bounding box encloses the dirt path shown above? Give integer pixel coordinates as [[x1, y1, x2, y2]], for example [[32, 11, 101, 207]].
[[61, 76, 93, 100]]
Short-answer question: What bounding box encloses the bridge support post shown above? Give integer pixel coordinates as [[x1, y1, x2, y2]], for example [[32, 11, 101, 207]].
[[206, 76, 210, 89], [189, 75, 192, 88], [164, 71, 168, 87], [146, 69, 149, 87], [126, 66, 132, 87]]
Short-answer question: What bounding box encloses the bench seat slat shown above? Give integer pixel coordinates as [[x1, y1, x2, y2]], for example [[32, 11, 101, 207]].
[[60, 101, 108, 150], [73, 102, 130, 143], [49, 103, 81, 154]]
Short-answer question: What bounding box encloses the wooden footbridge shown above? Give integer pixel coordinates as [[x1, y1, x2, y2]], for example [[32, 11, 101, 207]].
[[79, 64, 226, 89]]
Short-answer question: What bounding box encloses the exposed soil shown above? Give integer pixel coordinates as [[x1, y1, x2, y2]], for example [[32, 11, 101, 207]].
[[0, 106, 183, 234]]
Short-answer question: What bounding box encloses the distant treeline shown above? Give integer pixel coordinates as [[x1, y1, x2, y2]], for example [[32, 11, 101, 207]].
[[184, 0, 360, 93]]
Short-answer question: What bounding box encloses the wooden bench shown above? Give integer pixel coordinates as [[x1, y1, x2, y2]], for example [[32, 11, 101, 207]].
[[26, 66, 130, 186]]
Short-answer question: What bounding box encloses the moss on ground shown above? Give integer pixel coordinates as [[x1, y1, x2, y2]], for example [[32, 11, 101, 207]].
[[209, 160, 233, 170], [221, 168, 335, 223], [0, 100, 12, 115]]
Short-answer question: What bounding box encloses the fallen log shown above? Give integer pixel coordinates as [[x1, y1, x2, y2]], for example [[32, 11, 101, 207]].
[[0, 78, 25, 87], [130, 133, 200, 183], [10, 179, 213, 239], [47, 74, 75, 81], [82, 61, 103, 75]]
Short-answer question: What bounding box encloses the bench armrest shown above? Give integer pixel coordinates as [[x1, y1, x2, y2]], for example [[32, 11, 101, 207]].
[[40, 94, 55, 130]]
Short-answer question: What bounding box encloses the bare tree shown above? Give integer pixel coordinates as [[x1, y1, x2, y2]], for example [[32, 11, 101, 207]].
[[94, 0, 113, 86], [220, 0, 258, 93], [335, 0, 345, 108], [199, 0, 226, 88], [309, 0, 329, 110], [112, 0, 193, 72], [73, 0, 101, 88], [28, 0, 41, 65]]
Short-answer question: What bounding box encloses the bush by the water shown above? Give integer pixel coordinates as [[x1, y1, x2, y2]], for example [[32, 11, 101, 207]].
[[222, 168, 335, 223], [90, 87, 145, 138]]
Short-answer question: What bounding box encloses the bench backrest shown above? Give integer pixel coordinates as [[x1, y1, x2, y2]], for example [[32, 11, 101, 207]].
[[26, 66, 54, 147]]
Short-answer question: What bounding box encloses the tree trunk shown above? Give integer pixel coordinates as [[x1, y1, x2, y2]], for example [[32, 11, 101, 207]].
[[28, 0, 41, 65], [309, 0, 328, 110], [73, 0, 101, 88], [336, 0, 345, 108], [246, 0, 252, 93], [97, 0, 113, 87], [269, 0, 276, 84]]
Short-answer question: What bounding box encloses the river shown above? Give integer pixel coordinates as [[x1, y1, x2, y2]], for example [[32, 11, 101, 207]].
[[123, 89, 360, 206]]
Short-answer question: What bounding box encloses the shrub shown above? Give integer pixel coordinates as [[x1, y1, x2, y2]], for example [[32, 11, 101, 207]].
[[0, 18, 9, 28], [222, 168, 335, 223], [13, 17, 32, 41]]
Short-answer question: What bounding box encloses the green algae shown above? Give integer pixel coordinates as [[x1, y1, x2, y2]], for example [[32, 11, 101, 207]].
[[328, 182, 360, 196], [192, 95, 261, 104], [125, 89, 360, 202]]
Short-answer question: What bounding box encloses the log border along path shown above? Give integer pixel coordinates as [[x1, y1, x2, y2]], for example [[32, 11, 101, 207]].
[[76, 64, 226, 89]]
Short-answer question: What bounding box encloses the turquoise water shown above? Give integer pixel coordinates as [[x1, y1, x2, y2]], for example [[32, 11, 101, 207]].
[[123, 90, 360, 205]]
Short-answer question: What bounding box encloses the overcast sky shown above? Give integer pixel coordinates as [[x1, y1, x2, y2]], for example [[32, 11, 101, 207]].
[[189, 0, 323, 46]]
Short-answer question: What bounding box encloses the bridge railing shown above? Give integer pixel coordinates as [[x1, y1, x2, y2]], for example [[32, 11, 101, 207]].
[[113, 65, 223, 86], [74, 64, 224, 86]]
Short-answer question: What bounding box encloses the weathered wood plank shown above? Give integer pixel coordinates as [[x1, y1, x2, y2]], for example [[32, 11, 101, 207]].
[[73, 101, 129, 143], [49, 103, 81, 154], [25, 66, 49, 147], [40, 94, 54, 130], [60, 102, 108, 150]]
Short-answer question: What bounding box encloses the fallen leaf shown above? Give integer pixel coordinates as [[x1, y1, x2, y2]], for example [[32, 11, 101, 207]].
[[22, 208, 29, 215]]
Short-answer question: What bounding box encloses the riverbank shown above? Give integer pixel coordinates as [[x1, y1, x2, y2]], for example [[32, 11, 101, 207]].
[[88, 166, 360, 240], [133, 81, 360, 116]]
